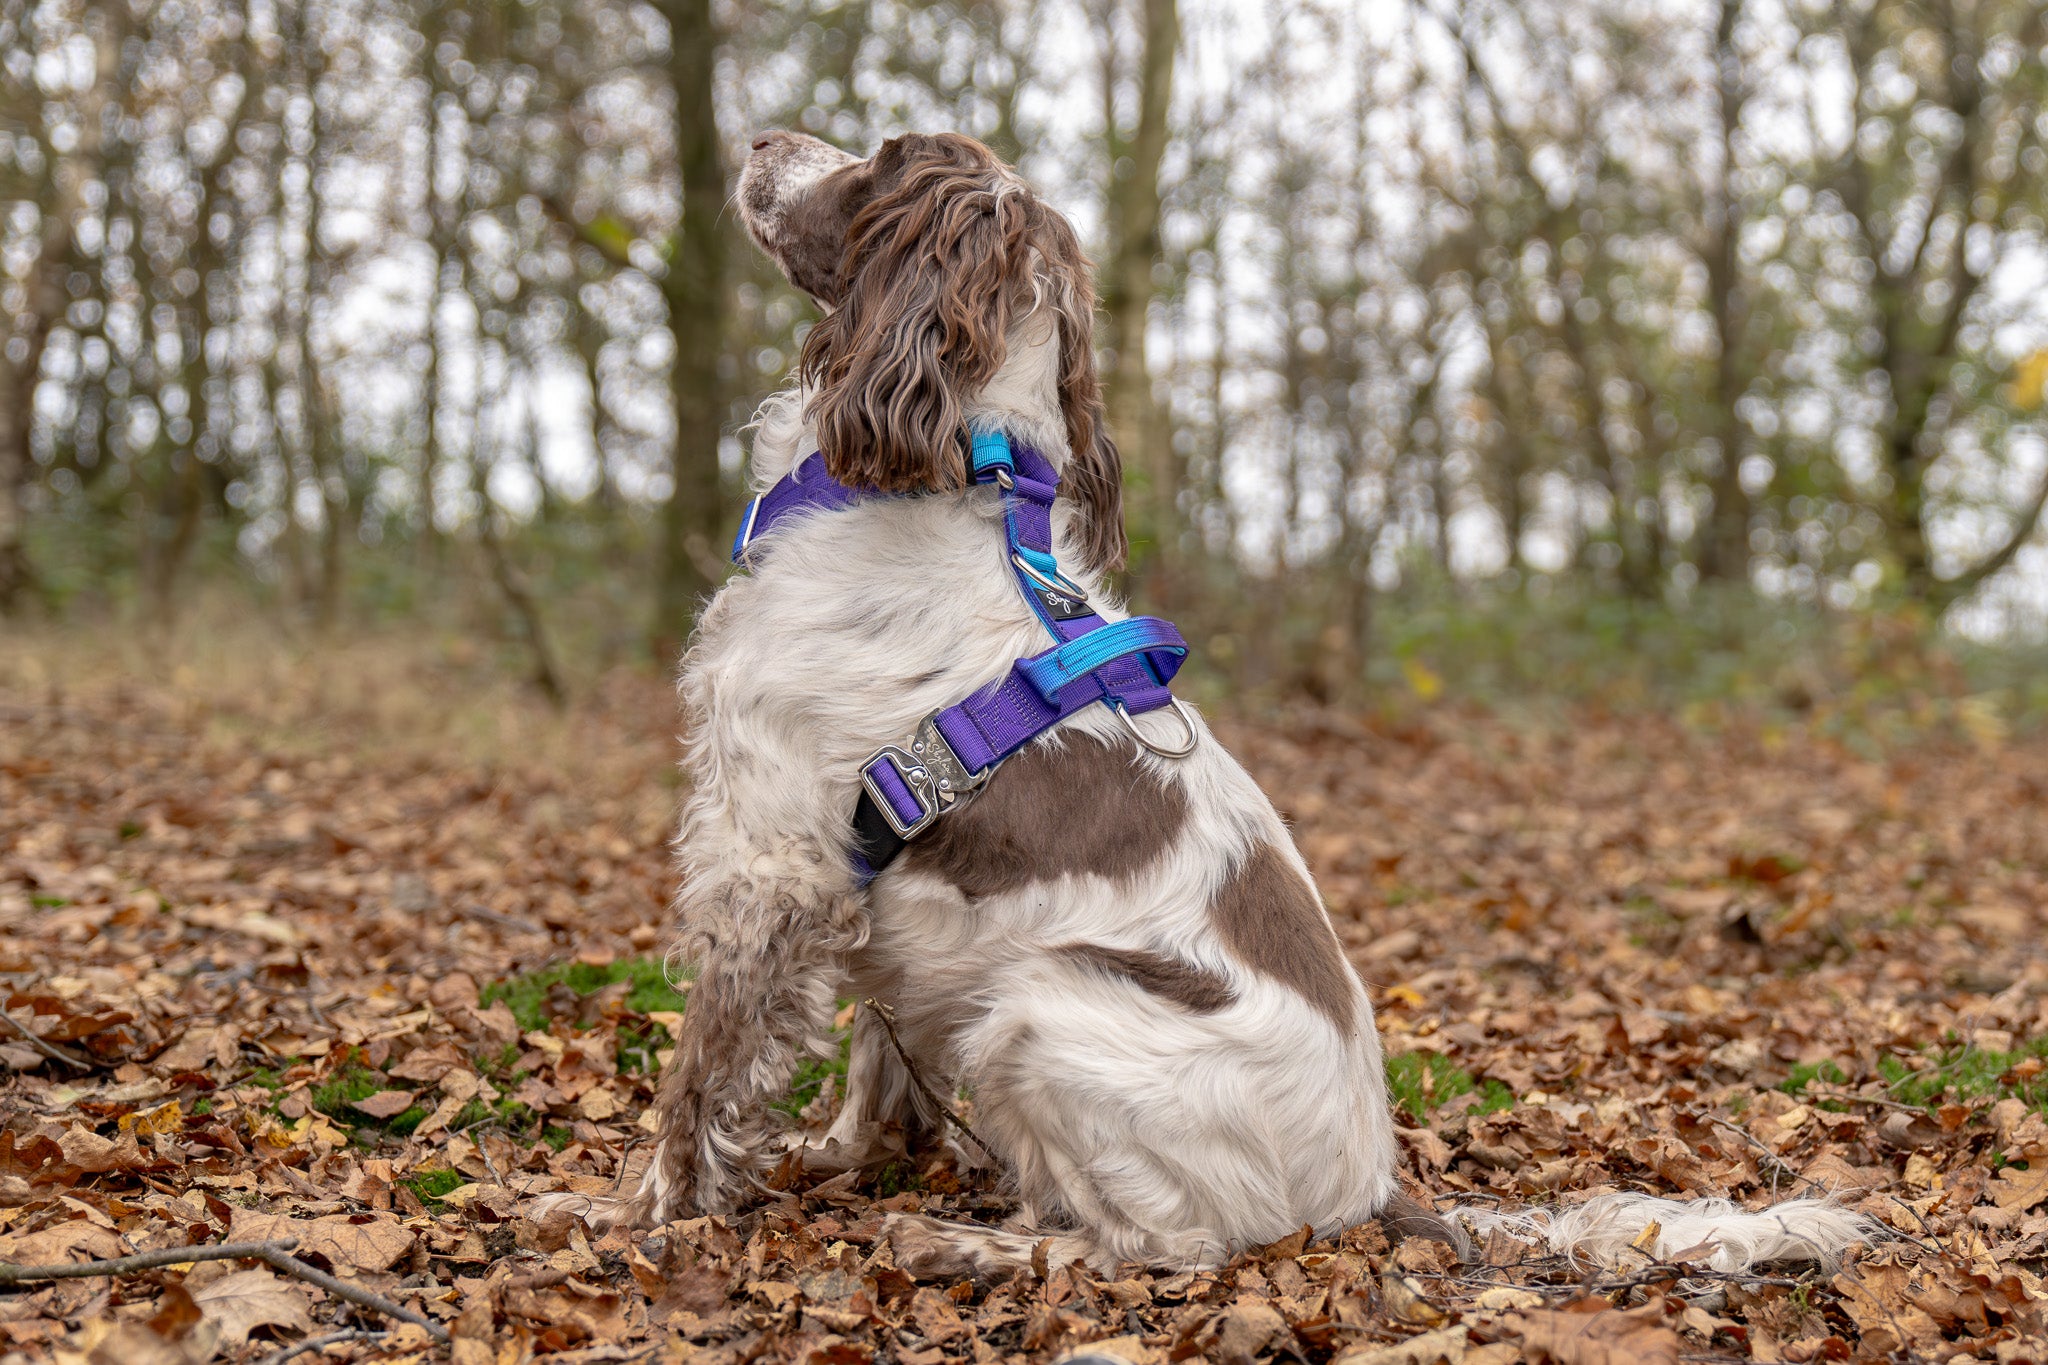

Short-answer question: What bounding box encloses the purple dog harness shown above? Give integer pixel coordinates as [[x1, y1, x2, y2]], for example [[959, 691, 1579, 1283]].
[[731, 431, 1196, 882]]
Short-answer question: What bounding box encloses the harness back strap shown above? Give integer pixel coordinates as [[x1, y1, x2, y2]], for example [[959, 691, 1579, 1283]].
[[730, 433, 1189, 883]]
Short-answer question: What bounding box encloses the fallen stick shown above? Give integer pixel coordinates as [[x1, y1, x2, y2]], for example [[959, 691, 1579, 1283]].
[[0, 1237, 452, 1344], [245, 1246, 452, 1345], [260, 1329, 388, 1365], [1695, 1111, 1833, 1199], [0, 1240, 298, 1284], [0, 1006, 98, 1071], [861, 998, 997, 1163]]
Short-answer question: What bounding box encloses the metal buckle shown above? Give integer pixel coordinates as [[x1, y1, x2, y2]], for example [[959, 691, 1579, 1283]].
[[733, 495, 765, 566], [860, 712, 988, 839]]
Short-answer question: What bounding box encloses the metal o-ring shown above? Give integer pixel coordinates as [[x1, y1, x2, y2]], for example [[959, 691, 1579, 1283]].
[[1112, 698, 1200, 759], [1010, 553, 1089, 603]]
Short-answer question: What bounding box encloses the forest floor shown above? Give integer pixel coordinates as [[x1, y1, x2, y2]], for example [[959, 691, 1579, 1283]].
[[2, 628, 2046, 1365]]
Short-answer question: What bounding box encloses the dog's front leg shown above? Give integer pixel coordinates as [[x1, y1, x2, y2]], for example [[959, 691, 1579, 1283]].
[[537, 837, 864, 1231], [646, 842, 865, 1220]]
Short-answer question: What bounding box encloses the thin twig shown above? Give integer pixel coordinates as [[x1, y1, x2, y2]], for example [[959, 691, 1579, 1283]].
[[0, 1005, 98, 1070], [1806, 1087, 1933, 1115], [248, 1245, 452, 1344], [260, 1329, 388, 1365], [1694, 1111, 1833, 1199], [467, 1127, 505, 1185], [0, 1240, 300, 1284], [465, 903, 546, 934], [609, 1136, 641, 1195], [860, 998, 998, 1163], [1582, 1265, 1812, 1293], [0, 1237, 451, 1344]]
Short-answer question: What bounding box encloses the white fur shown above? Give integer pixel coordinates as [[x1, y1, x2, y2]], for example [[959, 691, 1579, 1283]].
[[658, 318, 1396, 1266], [565, 135, 1878, 1279], [1458, 1194, 1877, 1273]]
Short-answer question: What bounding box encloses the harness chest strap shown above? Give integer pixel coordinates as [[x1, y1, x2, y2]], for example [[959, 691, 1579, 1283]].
[[730, 432, 1192, 882]]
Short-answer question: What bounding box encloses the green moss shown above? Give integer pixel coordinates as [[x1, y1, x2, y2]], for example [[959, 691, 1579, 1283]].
[[1779, 1060, 1849, 1096], [1473, 1079, 1516, 1116], [480, 956, 692, 1033], [445, 1096, 535, 1133], [309, 1064, 386, 1119], [482, 964, 855, 1112], [1385, 1053, 1512, 1123], [1879, 1036, 2048, 1112], [1777, 1040, 2048, 1115], [876, 1160, 923, 1197], [541, 1124, 574, 1152], [245, 1060, 303, 1092], [403, 1168, 466, 1207], [616, 1022, 667, 1076], [774, 1024, 852, 1119]]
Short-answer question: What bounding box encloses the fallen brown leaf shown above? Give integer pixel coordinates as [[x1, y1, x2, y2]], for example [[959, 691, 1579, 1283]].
[[229, 1210, 415, 1272], [1502, 1301, 1680, 1365], [190, 1268, 314, 1347]]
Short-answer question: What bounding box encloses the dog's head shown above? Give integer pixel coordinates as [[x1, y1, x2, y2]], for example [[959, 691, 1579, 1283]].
[[737, 130, 1124, 575]]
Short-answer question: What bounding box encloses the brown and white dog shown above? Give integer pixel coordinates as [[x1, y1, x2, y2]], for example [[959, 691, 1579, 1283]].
[[537, 131, 1871, 1279]]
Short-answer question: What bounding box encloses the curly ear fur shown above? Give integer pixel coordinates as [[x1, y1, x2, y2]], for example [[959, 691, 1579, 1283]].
[[1036, 206, 1127, 576], [797, 134, 1128, 575], [801, 134, 1024, 494]]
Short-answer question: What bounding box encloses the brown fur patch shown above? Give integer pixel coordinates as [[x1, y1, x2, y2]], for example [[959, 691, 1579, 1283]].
[[1056, 943, 1234, 1013], [766, 159, 878, 303], [1377, 1189, 1472, 1259], [1209, 843, 1359, 1032], [784, 132, 1125, 575], [899, 733, 1187, 898]]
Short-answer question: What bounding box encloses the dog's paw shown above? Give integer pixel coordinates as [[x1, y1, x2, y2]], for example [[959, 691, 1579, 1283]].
[[527, 1190, 645, 1234], [793, 1120, 906, 1176], [881, 1212, 970, 1278]]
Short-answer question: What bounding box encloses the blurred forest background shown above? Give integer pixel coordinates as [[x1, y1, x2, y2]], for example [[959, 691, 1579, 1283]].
[[5, 0, 2048, 712]]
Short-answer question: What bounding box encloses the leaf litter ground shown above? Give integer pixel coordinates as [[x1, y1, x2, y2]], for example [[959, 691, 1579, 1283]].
[[2, 639, 2046, 1364]]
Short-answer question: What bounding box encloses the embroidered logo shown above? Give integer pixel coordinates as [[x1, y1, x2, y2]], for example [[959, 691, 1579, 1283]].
[[1036, 586, 1092, 621]]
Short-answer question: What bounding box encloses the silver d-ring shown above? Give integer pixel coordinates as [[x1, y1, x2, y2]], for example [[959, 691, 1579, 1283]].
[[1113, 698, 1200, 759], [1011, 552, 1089, 603], [993, 467, 1016, 490]]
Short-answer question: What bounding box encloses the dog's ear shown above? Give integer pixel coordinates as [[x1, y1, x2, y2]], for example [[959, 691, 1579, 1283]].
[[801, 135, 1029, 493], [1039, 210, 1128, 576], [1062, 410, 1126, 577]]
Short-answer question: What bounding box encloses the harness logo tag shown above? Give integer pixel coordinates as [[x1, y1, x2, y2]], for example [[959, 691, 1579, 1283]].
[[1036, 586, 1092, 621]]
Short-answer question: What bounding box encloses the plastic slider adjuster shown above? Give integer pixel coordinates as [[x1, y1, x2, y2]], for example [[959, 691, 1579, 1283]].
[[859, 711, 989, 839]]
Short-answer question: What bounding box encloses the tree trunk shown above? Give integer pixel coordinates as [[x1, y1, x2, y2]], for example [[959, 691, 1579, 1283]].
[[653, 0, 729, 658], [469, 364, 566, 706], [152, 85, 246, 622], [0, 206, 65, 611], [1698, 0, 1750, 585], [1098, 0, 1178, 596]]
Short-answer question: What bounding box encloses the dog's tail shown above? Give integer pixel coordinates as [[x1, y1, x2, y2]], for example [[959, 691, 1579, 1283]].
[[1445, 1191, 1878, 1272]]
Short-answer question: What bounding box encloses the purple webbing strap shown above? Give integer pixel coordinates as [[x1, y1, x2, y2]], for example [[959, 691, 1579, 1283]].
[[863, 753, 927, 833], [925, 439, 1180, 774], [731, 453, 870, 564], [740, 434, 1193, 882], [932, 661, 1173, 775]]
